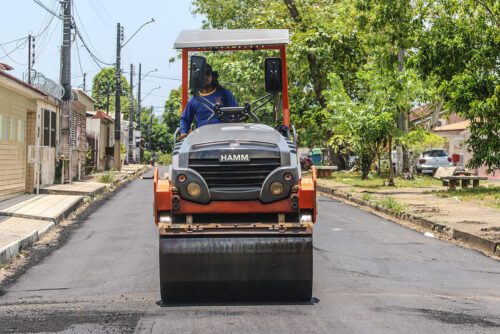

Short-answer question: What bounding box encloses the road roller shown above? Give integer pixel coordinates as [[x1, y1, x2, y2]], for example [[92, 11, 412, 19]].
[[153, 29, 317, 303]]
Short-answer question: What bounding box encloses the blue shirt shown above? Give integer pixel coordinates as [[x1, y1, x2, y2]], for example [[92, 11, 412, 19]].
[[180, 89, 238, 134]]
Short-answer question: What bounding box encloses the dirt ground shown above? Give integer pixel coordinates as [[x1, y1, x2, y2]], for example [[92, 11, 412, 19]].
[[317, 178, 500, 243]]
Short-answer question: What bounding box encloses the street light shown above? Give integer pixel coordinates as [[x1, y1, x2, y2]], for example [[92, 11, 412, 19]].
[[142, 68, 158, 81], [122, 18, 155, 48], [142, 86, 161, 102]]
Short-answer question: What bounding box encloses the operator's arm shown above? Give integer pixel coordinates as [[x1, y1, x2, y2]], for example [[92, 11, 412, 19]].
[[179, 99, 195, 138]]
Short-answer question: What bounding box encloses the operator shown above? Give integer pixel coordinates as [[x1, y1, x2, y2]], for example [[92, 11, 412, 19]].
[[179, 64, 238, 140]]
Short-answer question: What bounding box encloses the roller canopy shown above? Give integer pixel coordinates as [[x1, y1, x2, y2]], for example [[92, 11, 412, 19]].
[[174, 29, 289, 49]]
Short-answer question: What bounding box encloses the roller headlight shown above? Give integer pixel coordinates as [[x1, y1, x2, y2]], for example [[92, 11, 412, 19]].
[[187, 182, 201, 197], [270, 182, 284, 196], [177, 174, 186, 183]]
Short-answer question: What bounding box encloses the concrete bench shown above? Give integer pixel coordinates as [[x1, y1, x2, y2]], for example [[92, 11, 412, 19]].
[[315, 166, 338, 178], [440, 175, 488, 190]]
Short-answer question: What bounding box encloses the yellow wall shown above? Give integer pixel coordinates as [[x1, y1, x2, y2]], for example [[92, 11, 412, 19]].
[[0, 85, 36, 201]]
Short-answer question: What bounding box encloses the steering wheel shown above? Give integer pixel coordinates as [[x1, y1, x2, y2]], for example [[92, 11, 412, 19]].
[[217, 107, 249, 123]]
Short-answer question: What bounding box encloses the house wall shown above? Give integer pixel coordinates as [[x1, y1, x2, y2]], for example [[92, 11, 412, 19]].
[[37, 100, 58, 186], [0, 85, 32, 201], [25, 111, 36, 192], [69, 111, 87, 180], [462, 129, 500, 179]]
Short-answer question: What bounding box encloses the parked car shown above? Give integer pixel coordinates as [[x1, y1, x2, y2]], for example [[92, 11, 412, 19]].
[[415, 149, 452, 174]]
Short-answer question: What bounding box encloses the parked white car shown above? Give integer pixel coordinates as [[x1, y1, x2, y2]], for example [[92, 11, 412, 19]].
[[415, 149, 452, 174]]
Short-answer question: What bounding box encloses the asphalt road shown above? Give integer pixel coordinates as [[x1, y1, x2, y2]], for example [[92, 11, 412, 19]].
[[0, 168, 499, 333]]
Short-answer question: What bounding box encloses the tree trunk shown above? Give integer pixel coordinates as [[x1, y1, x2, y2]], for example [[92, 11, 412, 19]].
[[387, 136, 395, 186], [360, 152, 372, 180], [402, 105, 411, 173], [426, 100, 444, 131], [396, 48, 406, 176]]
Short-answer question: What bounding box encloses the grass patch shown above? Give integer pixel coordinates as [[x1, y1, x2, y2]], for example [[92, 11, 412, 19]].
[[361, 193, 373, 201], [98, 172, 115, 184], [328, 172, 441, 188], [0, 262, 10, 270], [431, 186, 500, 209], [376, 196, 407, 214]]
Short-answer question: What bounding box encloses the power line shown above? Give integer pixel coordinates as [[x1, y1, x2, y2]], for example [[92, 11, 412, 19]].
[[74, 28, 114, 68], [0, 40, 28, 64], [32, 0, 62, 19], [87, 0, 113, 31], [93, 0, 116, 23], [146, 74, 182, 81], [0, 36, 28, 47], [34, 14, 59, 61], [0, 1, 57, 64], [72, 1, 112, 65], [74, 36, 85, 78]]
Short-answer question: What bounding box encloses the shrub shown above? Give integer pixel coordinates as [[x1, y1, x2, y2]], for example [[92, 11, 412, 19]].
[[157, 152, 172, 165], [143, 150, 152, 164], [98, 172, 114, 184]]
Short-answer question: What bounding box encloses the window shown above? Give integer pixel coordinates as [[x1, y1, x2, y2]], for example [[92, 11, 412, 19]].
[[423, 150, 448, 158], [42, 109, 56, 147], [0, 115, 6, 140], [9, 117, 16, 141], [18, 119, 25, 142]]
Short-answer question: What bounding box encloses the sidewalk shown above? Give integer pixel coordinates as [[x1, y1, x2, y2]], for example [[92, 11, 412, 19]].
[[0, 164, 149, 264], [317, 177, 500, 257]]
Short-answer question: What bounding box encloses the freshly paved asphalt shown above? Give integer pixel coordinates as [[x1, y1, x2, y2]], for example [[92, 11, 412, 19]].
[[0, 168, 499, 333]]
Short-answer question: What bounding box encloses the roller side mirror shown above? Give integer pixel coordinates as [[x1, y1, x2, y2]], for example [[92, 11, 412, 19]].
[[265, 57, 283, 93], [189, 56, 207, 92]]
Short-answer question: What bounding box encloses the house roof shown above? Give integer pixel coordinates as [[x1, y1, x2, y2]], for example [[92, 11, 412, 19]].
[[73, 89, 96, 103], [433, 120, 470, 132], [174, 29, 289, 49], [93, 110, 114, 123], [0, 69, 48, 98], [410, 104, 433, 122], [0, 63, 14, 71]]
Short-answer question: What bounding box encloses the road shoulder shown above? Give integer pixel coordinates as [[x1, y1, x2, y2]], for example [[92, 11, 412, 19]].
[[0, 165, 150, 289], [317, 180, 500, 259]]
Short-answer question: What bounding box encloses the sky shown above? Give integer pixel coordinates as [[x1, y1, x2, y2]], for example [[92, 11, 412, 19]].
[[0, 0, 204, 115]]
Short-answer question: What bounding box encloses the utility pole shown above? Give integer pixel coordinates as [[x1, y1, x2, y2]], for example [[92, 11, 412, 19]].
[[83, 73, 86, 91], [149, 106, 153, 151], [60, 0, 72, 183], [27, 35, 32, 84], [114, 23, 123, 170], [128, 64, 134, 164], [137, 63, 142, 161], [137, 64, 142, 130], [113, 19, 153, 169]]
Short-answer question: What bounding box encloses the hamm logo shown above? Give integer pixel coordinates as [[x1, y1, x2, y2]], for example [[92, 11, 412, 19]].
[[219, 154, 250, 162]]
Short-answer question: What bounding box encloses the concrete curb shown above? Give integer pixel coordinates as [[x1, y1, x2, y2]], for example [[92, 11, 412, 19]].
[[317, 185, 499, 256], [0, 166, 150, 265], [37, 186, 106, 197], [0, 197, 85, 224], [0, 230, 38, 264]]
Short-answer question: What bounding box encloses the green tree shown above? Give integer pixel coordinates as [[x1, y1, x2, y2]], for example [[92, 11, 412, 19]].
[[192, 0, 366, 152], [91, 67, 131, 114], [326, 73, 399, 179], [412, 0, 500, 172], [139, 107, 172, 153], [163, 87, 182, 134]]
